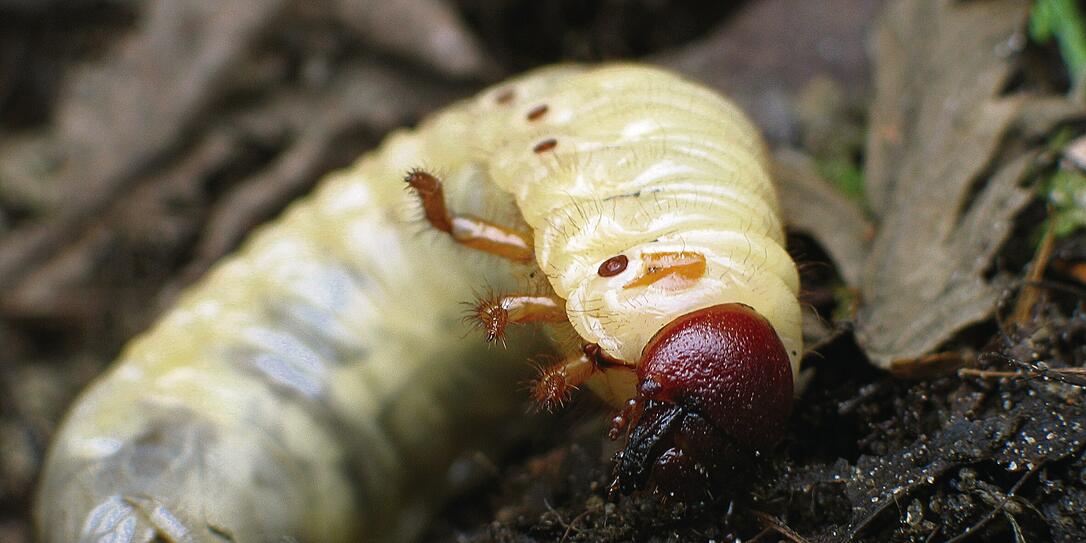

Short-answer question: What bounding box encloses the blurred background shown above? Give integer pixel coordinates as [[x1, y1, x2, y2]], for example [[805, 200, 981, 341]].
[[6, 1, 1086, 541]]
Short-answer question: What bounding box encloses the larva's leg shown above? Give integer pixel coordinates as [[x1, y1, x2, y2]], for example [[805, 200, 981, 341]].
[[404, 169, 534, 262], [532, 352, 595, 413], [469, 292, 566, 344], [533, 343, 632, 412]]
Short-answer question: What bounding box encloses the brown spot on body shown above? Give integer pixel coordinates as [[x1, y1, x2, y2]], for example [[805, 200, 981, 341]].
[[598, 255, 629, 277], [527, 104, 548, 121], [533, 138, 557, 153], [495, 88, 515, 104]]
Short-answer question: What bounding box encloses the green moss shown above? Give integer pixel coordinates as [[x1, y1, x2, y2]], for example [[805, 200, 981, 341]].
[[816, 155, 866, 206], [1030, 0, 1086, 93], [1045, 167, 1086, 238], [831, 283, 860, 324]]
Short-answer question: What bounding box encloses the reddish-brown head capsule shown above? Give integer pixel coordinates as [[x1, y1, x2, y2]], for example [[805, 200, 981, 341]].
[[613, 303, 793, 496]]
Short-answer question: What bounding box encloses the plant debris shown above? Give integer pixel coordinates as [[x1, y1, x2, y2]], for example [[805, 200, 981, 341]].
[[855, 0, 1086, 370]]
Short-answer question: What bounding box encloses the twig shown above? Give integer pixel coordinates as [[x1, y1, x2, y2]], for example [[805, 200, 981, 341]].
[[924, 525, 941, 543], [543, 499, 570, 531], [958, 369, 1023, 379], [967, 352, 1086, 387], [747, 526, 775, 543], [177, 62, 456, 285], [889, 351, 970, 379], [1, 130, 240, 319], [751, 510, 811, 543], [943, 464, 1041, 543], [1010, 218, 1056, 327], [560, 507, 594, 543]]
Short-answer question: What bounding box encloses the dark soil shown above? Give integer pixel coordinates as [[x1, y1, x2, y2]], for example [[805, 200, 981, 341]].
[[423, 295, 1086, 542]]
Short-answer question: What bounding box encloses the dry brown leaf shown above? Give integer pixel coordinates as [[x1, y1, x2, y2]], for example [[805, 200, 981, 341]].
[[855, 0, 1085, 369], [773, 148, 871, 287]]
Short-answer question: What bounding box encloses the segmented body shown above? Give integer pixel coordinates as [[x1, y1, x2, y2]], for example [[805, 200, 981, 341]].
[[38, 64, 801, 542], [480, 65, 801, 405]]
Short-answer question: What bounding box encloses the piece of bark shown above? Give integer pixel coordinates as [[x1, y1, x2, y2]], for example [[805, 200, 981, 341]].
[[855, 0, 1085, 369]]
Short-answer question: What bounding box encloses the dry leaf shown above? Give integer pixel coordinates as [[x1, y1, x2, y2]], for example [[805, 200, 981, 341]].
[[855, 0, 1085, 369], [773, 148, 871, 287]]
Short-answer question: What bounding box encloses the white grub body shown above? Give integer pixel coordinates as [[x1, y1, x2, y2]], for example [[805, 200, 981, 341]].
[[37, 63, 800, 542], [36, 76, 544, 542], [482, 65, 802, 401]]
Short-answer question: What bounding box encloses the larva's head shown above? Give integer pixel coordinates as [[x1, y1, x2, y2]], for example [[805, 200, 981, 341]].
[[612, 303, 793, 496], [558, 237, 801, 494]]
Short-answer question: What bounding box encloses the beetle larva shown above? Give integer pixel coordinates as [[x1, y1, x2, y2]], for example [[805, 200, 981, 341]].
[[38, 63, 801, 541], [405, 63, 801, 495]]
